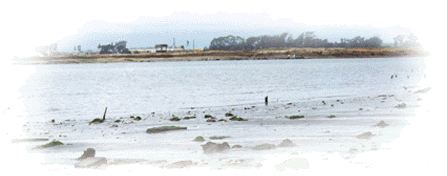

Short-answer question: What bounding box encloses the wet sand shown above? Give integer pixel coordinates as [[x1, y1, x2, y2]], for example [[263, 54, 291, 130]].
[[4, 85, 436, 174]]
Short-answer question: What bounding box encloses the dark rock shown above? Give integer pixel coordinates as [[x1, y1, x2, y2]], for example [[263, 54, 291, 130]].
[[206, 119, 216, 122], [146, 126, 187, 133], [78, 148, 96, 160], [252, 143, 276, 150], [201, 142, 231, 154], [373, 121, 389, 128], [278, 139, 296, 147], [74, 157, 107, 168], [356, 132, 375, 139]]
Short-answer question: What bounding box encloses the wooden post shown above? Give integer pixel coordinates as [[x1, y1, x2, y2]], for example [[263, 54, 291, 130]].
[[102, 107, 107, 121], [265, 96, 268, 105]]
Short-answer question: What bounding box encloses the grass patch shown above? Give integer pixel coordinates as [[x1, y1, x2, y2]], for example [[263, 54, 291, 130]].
[[134, 116, 142, 121], [327, 115, 336, 118], [193, 136, 205, 142], [229, 116, 247, 121], [183, 115, 196, 120], [218, 119, 227, 122], [169, 115, 181, 121], [33, 140, 64, 149], [114, 120, 121, 123], [89, 118, 104, 124]]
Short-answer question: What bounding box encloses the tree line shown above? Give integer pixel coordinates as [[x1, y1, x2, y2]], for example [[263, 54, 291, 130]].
[[97, 41, 131, 54], [209, 32, 391, 51]]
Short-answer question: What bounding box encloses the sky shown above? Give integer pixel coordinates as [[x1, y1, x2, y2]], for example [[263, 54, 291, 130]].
[[2, 0, 445, 58]]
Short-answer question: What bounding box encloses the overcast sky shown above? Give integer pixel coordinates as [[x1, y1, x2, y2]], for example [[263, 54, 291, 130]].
[[3, 0, 444, 57]]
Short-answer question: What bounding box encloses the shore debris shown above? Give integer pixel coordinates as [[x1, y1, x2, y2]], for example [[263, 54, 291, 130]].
[[252, 143, 276, 150], [278, 139, 296, 147], [201, 142, 231, 154], [78, 148, 96, 160], [74, 157, 107, 168], [146, 126, 187, 134], [225, 112, 234, 117], [356, 132, 375, 139], [373, 121, 389, 128], [193, 136, 205, 142], [327, 115, 336, 118], [286, 115, 305, 119]]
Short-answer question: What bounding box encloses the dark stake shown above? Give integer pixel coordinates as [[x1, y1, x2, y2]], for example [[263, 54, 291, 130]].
[[265, 96, 268, 105], [103, 107, 107, 121]]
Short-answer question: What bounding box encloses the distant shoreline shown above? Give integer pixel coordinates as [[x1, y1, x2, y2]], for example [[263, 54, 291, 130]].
[[13, 47, 430, 65]]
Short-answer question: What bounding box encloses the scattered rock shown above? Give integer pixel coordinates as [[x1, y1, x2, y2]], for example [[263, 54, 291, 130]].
[[349, 148, 359, 154], [78, 148, 96, 160], [395, 103, 407, 109], [134, 116, 142, 121], [201, 142, 231, 154], [275, 158, 309, 171], [204, 114, 213, 118], [210, 136, 230, 140], [414, 87, 431, 94], [108, 158, 147, 165], [74, 157, 107, 168], [373, 121, 389, 128], [278, 139, 296, 147], [146, 126, 187, 134], [193, 136, 205, 142], [167, 160, 196, 169], [252, 143, 276, 150], [33, 140, 64, 149], [356, 132, 375, 139], [206, 119, 216, 122], [232, 145, 243, 148]]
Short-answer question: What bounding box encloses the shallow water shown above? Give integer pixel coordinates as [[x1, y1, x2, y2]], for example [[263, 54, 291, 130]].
[[13, 57, 426, 122]]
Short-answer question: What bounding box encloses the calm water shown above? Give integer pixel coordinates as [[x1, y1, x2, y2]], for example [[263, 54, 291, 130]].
[[15, 57, 426, 122]]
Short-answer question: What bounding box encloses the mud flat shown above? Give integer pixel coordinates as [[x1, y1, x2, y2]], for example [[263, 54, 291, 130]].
[[5, 85, 436, 175], [12, 47, 429, 65]]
